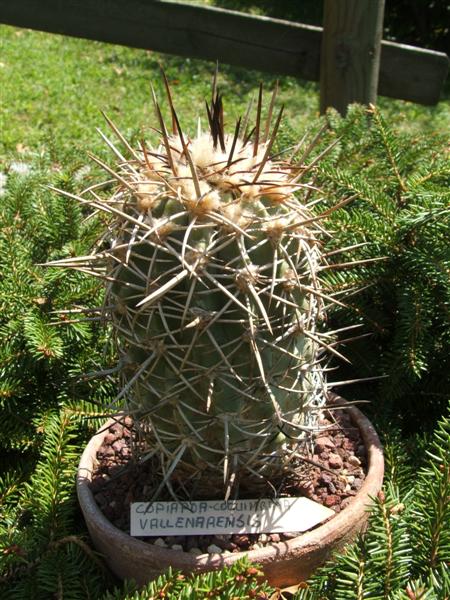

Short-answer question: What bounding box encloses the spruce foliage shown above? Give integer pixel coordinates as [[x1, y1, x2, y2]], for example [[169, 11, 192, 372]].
[[310, 105, 450, 431], [0, 164, 110, 458], [102, 559, 272, 600], [0, 162, 112, 598], [1, 410, 110, 599]]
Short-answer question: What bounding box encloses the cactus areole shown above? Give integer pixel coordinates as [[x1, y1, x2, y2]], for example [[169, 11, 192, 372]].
[[55, 74, 347, 501]]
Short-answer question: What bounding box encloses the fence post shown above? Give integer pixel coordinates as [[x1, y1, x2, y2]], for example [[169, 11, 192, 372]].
[[320, 0, 385, 115]]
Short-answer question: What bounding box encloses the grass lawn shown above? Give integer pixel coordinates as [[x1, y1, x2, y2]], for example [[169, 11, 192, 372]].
[[1, 24, 448, 168], [0, 25, 314, 162]]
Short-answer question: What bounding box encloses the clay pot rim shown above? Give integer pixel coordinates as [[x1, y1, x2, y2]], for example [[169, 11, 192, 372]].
[[77, 394, 384, 571]]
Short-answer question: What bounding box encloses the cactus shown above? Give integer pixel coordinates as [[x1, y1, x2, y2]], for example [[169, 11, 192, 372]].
[[51, 74, 350, 501]]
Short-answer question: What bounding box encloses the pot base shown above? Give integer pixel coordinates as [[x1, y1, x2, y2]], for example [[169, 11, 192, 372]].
[[77, 397, 383, 587]]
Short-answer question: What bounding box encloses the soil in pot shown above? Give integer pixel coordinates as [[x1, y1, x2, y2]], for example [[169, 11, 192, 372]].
[[88, 407, 367, 555]]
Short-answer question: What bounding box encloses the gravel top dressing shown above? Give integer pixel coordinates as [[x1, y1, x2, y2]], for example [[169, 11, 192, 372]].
[[90, 407, 367, 555]]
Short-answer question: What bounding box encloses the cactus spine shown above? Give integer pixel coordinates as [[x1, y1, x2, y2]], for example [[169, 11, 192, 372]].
[[53, 75, 346, 500]]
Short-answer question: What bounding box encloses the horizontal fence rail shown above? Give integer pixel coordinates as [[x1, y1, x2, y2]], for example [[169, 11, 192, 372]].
[[0, 0, 448, 105]]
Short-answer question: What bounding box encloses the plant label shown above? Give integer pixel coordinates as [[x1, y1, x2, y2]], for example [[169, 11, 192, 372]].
[[130, 497, 334, 537]]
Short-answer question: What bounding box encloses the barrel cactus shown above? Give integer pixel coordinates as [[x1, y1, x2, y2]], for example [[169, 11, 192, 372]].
[[52, 74, 350, 501]]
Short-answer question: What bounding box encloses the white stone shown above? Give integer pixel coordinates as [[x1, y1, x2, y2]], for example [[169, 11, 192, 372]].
[[348, 455, 361, 467], [73, 165, 91, 183], [259, 534, 269, 543], [171, 544, 184, 551], [189, 547, 203, 556], [0, 173, 7, 197], [10, 161, 31, 176], [207, 544, 223, 554], [347, 475, 355, 484], [153, 537, 167, 548]]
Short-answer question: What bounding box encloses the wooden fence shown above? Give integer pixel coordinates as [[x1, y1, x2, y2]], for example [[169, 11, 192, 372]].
[[0, 0, 448, 111]]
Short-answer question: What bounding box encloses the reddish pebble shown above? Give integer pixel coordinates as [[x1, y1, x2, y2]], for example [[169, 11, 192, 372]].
[[319, 472, 332, 485], [353, 477, 363, 490], [342, 439, 356, 452], [231, 534, 251, 549], [314, 436, 335, 454], [112, 440, 124, 453], [348, 455, 361, 467], [99, 445, 115, 458], [328, 453, 343, 469], [336, 447, 347, 459], [324, 495, 339, 507]]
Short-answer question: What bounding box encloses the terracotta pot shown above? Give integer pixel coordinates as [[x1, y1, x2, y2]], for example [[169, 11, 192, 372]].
[[77, 397, 383, 587]]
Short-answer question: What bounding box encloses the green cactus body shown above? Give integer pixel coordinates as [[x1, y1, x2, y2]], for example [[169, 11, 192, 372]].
[[57, 83, 332, 499]]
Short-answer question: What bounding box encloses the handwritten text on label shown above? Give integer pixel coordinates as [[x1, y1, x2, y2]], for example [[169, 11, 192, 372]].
[[130, 497, 334, 537]]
